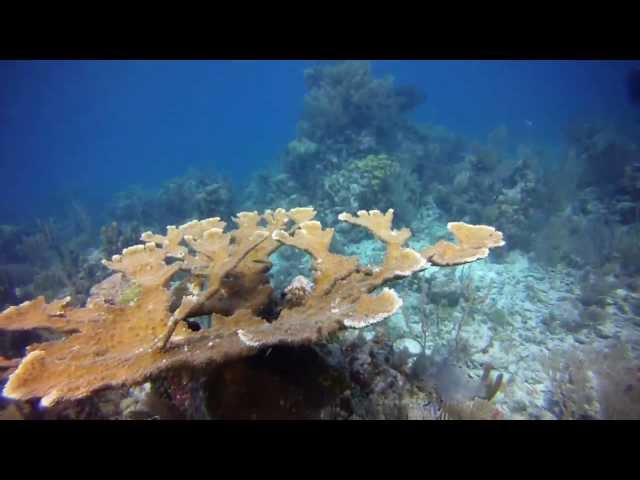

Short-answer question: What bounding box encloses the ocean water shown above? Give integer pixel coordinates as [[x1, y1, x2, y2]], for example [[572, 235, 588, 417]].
[[0, 59, 639, 419]]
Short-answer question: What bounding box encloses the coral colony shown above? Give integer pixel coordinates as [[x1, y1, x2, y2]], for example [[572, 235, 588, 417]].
[[0, 208, 503, 407]]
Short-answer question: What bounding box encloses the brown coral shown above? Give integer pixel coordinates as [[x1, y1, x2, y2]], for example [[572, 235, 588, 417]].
[[0, 208, 504, 407]]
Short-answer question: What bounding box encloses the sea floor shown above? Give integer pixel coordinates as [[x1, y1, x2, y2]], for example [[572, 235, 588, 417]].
[[340, 212, 640, 419]]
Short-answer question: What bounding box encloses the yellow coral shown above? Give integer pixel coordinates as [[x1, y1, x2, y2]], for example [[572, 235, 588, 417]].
[[351, 154, 399, 188], [422, 222, 505, 266], [0, 208, 504, 407]]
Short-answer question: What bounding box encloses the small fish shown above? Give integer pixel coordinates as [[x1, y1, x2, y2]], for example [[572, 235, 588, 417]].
[[524, 120, 534, 128]]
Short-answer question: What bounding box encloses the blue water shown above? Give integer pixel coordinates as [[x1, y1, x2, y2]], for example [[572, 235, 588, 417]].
[[0, 59, 636, 223]]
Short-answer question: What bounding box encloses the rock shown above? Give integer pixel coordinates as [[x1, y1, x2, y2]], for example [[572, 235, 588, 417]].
[[529, 408, 556, 420], [594, 325, 614, 339], [512, 398, 529, 413], [393, 338, 423, 356], [554, 301, 584, 332], [573, 335, 589, 345]]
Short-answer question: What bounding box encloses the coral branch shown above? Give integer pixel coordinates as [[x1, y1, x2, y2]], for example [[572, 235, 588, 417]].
[[154, 228, 269, 351], [339, 209, 427, 279], [273, 221, 359, 295], [422, 222, 505, 266], [0, 296, 83, 333]]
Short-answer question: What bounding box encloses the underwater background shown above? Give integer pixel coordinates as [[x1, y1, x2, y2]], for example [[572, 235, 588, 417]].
[[1, 59, 639, 419]]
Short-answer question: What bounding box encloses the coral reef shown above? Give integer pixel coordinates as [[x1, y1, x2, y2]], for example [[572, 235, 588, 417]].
[[0, 225, 22, 264], [100, 222, 143, 259], [158, 170, 234, 223], [544, 343, 640, 419], [0, 207, 504, 407], [573, 123, 638, 194], [299, 61, 424, 147], [4, 60, 639, 420], [1, 218, 106, 307], [108, 170, 234, 231], [248, 61, 426, 226], [322, 328, 504, 420]]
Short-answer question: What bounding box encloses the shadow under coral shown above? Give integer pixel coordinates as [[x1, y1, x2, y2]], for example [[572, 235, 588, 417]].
[[203, 345, 350, 419]]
